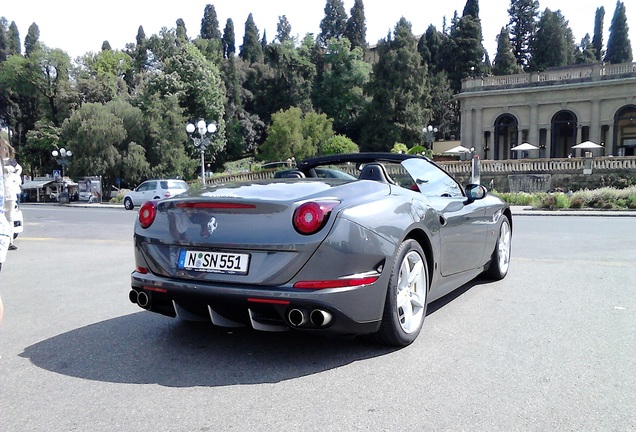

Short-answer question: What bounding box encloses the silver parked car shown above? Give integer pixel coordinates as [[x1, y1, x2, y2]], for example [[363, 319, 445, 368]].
[[130, 153, 512, 346], [123, 179, 188, 210]]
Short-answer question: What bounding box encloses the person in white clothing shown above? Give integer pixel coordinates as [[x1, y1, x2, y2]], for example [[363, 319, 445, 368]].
[[3, 158, 21, 250]]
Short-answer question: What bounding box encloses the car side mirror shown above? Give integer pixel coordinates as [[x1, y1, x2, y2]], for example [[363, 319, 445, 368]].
[[465, 184, 487, 204]]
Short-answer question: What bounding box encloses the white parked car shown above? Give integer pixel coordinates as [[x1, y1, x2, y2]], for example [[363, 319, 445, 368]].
[[123, 179, 188, 210]]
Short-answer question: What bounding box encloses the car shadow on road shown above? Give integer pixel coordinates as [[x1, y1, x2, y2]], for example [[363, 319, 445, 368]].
[[19, 312, 397, 388], [20, 278, 487, 388]]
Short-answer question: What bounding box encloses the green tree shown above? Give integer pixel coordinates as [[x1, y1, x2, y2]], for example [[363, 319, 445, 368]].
[[592, 7, 605, 62], [0, 20, 8, 61], [101, 40, 112, 51], [312, 38, 370, 140], [74, 49, 131, 104], [492, 27, 521, 75], [276, 15, 292, 44], [240, 14, 263, 63], [320, 0, 348, 45], [321, 134, 359, 155], [463, 0, 480, 19], [508, 0, 539, 70], [60, 101, 130, 191], [201, 4, 221, 40], [446, 3, 488, 92], [576, 34, 597, 64], [0, 54, 40, 149], [24, 22, 40, 57], [345, 0, 367, 51], [605, 1, 633, 64], [258, 107, 310, 161], [7, 21, 21, 55], [23, 119, 61, 176], [222, 19, 236, 58], [176, 18, 188, 42], [359, 18, 429, 152], [428, 71, 457, 141], [423, 25, 446, 73], [137, 92, 194, 179], [260, 37, 316, 117], [530, 9, 576, 71]]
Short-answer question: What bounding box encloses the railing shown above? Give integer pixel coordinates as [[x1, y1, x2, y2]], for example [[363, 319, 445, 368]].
[[461, 62, 636, 91], [438, 156, 636, 174], [208, 156, 636, 185]]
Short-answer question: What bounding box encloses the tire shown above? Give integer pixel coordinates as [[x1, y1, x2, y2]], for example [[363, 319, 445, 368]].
[[124, 197, 134, 210], [485, 216, 512, 280], [374, 239, 428, 347]]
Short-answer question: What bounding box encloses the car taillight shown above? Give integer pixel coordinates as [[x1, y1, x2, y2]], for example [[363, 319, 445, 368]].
[[139, 201, 157, 229], [293, 200, 339, 235]]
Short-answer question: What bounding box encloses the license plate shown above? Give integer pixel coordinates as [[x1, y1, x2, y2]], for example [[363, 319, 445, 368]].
[[178, 250, 250, 274]]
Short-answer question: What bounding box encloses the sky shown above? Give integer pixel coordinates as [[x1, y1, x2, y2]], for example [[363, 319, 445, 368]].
[[2, 0, 635, 61]]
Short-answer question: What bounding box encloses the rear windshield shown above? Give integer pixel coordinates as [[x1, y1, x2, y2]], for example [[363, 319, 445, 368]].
[[161, 180, 188, 190]]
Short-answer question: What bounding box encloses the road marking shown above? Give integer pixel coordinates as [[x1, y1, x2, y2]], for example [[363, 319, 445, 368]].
[[513, 257, 630, 267], [17, 237, 132, 245]]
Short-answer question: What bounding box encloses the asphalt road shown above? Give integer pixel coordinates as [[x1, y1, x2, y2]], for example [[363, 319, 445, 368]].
[[1, 206, 635, 432]]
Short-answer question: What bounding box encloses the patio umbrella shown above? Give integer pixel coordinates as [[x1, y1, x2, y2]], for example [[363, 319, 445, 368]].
[[444, 145, 471, 154], [571, 141, 603, 149], [510, 142, 539, 151]]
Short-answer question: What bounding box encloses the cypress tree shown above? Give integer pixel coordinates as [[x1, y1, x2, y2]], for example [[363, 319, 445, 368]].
[[133, 26, 148, 72], [463, 0, 479, 19], [446, 0, 488, 92], [201, 4, 221, 41], [176, 18, 188, 41], [508, 0, 539, 70], [529, 9, 576, 71], [492, 27, 521, 75], [592, 7, 605, 62], [7, 21, 20, 55], [222, 19, 236, 58], [24, 22, 40, 57], [276, 15, 292, 44], [0, 21, 7, 62], [320, 0, 348, 45], [360, 18, 429, 151], [576, 34, 597, 64], [239, 14, 263, 64], [605, 1, 633, 64], [345, 0, 367, 51]]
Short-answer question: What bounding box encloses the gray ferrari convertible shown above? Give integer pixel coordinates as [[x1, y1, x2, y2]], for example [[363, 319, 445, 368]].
[[130, 153, 512, 346]]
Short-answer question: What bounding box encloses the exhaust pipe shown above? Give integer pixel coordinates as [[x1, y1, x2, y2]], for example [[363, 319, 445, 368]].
[[129, 290, 139, 304], [287, 308, 308, 327], [137, 291, 150, 308], [310, 309, 333, 327]]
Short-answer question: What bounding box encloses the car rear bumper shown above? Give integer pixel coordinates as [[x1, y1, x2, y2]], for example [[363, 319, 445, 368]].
[[130, 271, 384, 335]]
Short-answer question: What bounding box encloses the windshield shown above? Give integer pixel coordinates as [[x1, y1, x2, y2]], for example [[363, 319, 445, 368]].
[[402, 158, 464, 198]]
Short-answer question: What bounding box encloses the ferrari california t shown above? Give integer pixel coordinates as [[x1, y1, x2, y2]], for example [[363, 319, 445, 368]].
[[130, 153, 512, 346]]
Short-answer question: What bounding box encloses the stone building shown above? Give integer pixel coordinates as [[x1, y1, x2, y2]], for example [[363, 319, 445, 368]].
[[455, 62, 636, 159]]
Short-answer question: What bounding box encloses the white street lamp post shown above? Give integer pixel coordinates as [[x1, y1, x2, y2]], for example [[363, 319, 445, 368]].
[[423, 125, 438, 150], [186, 119, 217, 186], [51, 148, 72, 178]]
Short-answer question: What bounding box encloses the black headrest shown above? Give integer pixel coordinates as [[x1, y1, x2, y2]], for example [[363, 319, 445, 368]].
[[358, 163, 391, 184]]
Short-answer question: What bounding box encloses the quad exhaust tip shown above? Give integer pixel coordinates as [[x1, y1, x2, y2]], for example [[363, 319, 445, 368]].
[[130, 290, 151, 309], [287, 307, 333, 328]]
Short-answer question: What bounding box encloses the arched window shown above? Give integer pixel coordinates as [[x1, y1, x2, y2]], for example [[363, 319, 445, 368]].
[[494, 114, 518, 160], [551, 111, 577, 158], [614, 106, 636, 156]]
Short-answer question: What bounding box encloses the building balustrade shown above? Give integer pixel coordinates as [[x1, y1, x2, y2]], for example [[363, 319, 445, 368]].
[[462, 62, 636, 92]]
